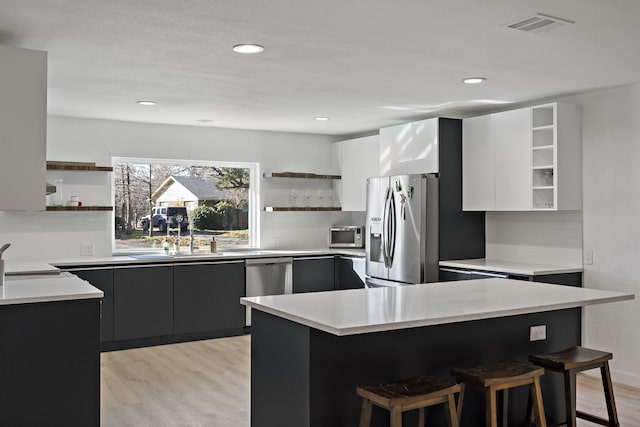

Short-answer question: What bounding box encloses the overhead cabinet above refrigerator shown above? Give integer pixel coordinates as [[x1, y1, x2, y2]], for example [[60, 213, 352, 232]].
[[379, 118, 440, 176]]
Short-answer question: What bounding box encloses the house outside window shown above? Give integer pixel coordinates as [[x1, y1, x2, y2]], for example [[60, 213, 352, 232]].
[[112, 157, 259, 252]]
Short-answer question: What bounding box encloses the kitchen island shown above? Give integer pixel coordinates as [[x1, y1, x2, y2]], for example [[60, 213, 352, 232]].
[[0, 273, 103, 426], [241, 279, 633, 426]]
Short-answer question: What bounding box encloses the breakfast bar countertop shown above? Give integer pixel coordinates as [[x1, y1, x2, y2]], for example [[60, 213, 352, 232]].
[[241, 278, 633, 336]]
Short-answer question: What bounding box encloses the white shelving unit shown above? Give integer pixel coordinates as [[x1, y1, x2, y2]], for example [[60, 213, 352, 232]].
[[531, 104, 557, 210], [530, 103, 582, 211]]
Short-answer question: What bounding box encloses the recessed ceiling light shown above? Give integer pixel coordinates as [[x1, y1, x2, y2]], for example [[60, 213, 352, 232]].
[[137, 101, 157, 106], [232, 44, 265, 54], [462, 77, 486, 85], [315, 117, 330, 121]]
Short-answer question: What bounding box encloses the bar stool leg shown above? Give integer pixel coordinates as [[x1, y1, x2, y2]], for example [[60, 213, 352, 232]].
[[563, 371, 577, 427], [446, 394, 459, 427], [390, 406, 402, 427], [501, 389, 509, 427], [600, 362, 620, 426], [531, 377, 547, 427], [359, 398, 373, 427], [456, 383, 465, 424], [486, 386, 498, 427], [418, 407, 425, 427]]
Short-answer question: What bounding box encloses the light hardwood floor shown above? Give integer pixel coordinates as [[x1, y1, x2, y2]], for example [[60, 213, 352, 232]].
[[101, 335, 640, 426], [101, 335, 250, 427]]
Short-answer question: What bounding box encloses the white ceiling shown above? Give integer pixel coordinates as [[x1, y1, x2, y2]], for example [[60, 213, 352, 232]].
[[1, 0, 639, 137]]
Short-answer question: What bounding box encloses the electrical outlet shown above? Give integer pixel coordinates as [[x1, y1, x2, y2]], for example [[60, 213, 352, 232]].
[[530, 325, 547, 341], [584, 249, 593, 265], [272, 237, 280, 248], [81, 242, 95, 256]]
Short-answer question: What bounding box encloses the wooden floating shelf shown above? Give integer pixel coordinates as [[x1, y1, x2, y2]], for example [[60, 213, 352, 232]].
[[263, 172, 341, 180], [46, 206, 114, 211], [265, 207, 342, 212], [47, 161, 113, 172]]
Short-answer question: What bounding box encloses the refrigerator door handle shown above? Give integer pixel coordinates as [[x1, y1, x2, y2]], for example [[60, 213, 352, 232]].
[[388, 190, 397, 267], [382, 187, 391, 267]]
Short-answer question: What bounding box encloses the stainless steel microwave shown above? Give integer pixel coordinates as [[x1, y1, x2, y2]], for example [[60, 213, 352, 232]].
[[329, 226, 364, 248]]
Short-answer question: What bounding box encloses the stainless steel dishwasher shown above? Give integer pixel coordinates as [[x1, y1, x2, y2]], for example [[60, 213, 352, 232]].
[[245, 257, 293, 326]]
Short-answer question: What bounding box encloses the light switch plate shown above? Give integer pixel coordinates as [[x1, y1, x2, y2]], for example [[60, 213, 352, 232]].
[[530, 325, 546, 341], [81, 242, 95, 256]]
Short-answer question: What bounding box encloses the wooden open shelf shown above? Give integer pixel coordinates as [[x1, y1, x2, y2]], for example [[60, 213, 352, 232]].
[[47, 161, 113, 172], [265, 207, 341, 212], [46, 206, 113, 211], [263, 172, 341, 180]]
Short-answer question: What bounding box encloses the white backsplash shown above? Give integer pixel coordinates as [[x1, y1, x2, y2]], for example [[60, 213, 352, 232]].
[[485, 210, 583, 266]]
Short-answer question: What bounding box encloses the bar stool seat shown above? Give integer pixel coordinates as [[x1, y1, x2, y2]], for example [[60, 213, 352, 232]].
[[529, 346, 619, 427], [452, 360, 547, 427], [356, 374, 460, 427]]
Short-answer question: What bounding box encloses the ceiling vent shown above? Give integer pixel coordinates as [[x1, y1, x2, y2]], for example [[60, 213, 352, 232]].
[[506, 13, 574, 33]]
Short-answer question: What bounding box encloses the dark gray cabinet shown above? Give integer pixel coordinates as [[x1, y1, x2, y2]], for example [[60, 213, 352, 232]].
[[438, 267, 582, 286], [113, 264, 174, 341], [292, 256, 335, 293], [336, 256, 365, 290], [173, 261, 245, 334], [66, 267, 115, 342], [0, 299, 100, 426]]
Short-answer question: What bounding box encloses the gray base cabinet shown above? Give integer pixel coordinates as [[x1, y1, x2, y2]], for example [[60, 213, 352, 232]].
[[293, 256, 335, 293], [336, 256, 365, 290], [114, 264, 174, 341], [67, 267, 114, 342], [0, 299, 100, 426], [438, 267, 582, 287], [173, 261, 245, 334]]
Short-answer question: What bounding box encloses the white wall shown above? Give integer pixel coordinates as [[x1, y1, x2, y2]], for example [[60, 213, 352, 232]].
[[570, 84, 640, 386], [0, 116, 352, 261]]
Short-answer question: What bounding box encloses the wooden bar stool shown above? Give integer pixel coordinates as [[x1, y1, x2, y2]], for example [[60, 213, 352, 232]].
[[356, 374, 461, 427], [529, 346, 619, 427], [452, 360, 547, 427]]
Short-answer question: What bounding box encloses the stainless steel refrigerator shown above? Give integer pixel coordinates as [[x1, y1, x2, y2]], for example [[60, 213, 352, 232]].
[[365, 174, 439, 286]]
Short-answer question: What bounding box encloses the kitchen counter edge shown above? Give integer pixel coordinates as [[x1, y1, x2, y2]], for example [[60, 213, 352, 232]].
[[439, 258, 583, 276]]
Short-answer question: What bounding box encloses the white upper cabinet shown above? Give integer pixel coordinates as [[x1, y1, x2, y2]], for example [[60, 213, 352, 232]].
[[462, 114, 495, 211], [336, 135, 379, 211], [494, 108, 531, 210], [0, 46, 47, 211], [462, 102, 581, 212], [379, 118, 439, 176]]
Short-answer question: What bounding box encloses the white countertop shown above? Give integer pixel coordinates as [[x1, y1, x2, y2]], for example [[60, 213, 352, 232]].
[[1, 272, 104, 306], [5, 261, 61, 276], [241, 278, 633, 336], [439, 259, 583, 276], [50, 248, 365, 268]]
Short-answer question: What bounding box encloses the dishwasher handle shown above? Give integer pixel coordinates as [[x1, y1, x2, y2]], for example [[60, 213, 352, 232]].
[[245, 257, 293, 266]]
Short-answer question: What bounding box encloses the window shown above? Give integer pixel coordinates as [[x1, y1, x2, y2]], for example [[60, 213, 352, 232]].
[[112, 157, 259, 252]]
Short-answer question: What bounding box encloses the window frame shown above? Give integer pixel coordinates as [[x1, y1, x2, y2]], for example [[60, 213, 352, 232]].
[[111, 156, 260, 253]]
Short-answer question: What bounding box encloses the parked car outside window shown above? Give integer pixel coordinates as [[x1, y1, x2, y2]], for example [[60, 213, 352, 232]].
[[141, 206, 189, 233]]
